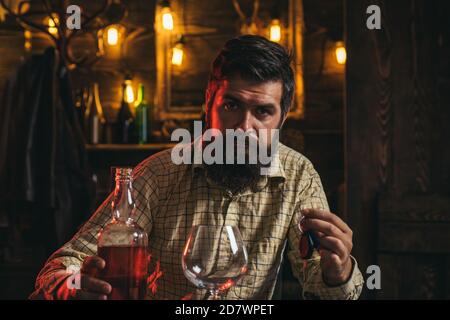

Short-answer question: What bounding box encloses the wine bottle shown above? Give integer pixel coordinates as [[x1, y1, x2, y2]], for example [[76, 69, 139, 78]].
[[134, 83, 149, 144], [84, 83, 106, 144], [74, 87, 87, 133], [117, 82, 136, 144]]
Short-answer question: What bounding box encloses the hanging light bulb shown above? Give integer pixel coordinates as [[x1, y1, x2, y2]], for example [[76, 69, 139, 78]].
[[0, 6, 6, 23], [46, 14, 59, 36], [269, 19, 282, 42], [335, 41, 347, 65], [172, 36, 185, 66], [172, 46, 184, 66], [106, 25, 120, 46], [24, 30, 32, 51], [161, 0, 174, 31], [124, 79, 135, 104]]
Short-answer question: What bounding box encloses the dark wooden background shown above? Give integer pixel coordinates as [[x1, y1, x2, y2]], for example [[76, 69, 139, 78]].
[[346, 0, 450, 299], [2, 0, 448, 300], [4, 0, 446, 300]]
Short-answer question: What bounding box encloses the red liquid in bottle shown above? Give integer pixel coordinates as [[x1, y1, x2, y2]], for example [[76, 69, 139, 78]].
[[98, 246, 148, 300]]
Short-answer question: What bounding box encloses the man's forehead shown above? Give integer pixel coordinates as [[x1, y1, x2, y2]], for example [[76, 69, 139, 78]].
[[216, 77, 283, 103]]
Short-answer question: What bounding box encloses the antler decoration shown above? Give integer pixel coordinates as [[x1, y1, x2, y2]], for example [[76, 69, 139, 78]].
[[232, 0, 261, 35], [0, 0, 116, 68]]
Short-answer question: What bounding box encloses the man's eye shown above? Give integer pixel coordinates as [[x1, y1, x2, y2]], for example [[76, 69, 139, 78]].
[[256, 107, 270, 116], [224, 102, 239, 111]]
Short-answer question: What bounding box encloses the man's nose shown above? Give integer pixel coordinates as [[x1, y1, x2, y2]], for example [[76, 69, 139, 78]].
[[236, 110, 255, 132]]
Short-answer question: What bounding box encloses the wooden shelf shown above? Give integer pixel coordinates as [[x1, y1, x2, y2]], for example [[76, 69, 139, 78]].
[[86, 143, 176, 152]]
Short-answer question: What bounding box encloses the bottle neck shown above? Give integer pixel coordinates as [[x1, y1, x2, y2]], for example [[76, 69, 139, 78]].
[[121, 84, 127, 104], [111, 177, 135, 223], [92, 83, 104, 117], [136, 84, 146, 106]]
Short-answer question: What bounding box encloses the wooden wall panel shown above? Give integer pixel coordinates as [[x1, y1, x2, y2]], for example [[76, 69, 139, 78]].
[[378, 254, 446, 299], [346, 0, 450, 299], [346, 1, 384, 294]]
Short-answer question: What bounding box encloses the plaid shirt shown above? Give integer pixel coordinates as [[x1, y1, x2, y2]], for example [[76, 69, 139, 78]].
[[31, 142, 364, 300]]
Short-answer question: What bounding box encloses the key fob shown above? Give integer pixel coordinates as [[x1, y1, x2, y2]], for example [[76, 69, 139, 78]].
[[299, 230, 320, 259]]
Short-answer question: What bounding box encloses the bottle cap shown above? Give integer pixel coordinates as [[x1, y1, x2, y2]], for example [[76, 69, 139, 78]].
[[113, 167, 133, 181]]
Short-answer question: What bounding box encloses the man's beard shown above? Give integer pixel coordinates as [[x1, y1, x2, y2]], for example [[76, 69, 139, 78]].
[[206, 162, 261, 194], [203, 140, 272, 194]]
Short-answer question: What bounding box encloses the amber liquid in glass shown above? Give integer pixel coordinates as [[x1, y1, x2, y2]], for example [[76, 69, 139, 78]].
[[98, 246, 148, 300]]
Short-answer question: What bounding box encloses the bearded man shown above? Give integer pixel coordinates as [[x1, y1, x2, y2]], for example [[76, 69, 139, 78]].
[[31, 35, 364, 300]]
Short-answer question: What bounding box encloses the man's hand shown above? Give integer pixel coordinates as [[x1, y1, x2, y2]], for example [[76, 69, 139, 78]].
[[300, 209, 354, 286], [58, 256, 112, 300]]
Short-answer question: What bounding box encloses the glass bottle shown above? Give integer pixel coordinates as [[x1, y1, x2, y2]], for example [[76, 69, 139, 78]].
[[97, 167, 148, 300], [134, 83, 149, 144], [116, 81, 136, 144], [74, 87, 88, 133], [84, 83, 106, 144]]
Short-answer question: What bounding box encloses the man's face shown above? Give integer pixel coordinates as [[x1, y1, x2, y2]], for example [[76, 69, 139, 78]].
[[204, 76, 286, 193], [208, 76, 285, 138]]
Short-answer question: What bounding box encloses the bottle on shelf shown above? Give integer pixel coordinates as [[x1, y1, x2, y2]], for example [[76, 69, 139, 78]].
[[74, 87, 88, 133], [116, 79, 136, 144], [84, 83, 106, 144], [97, 167, 149, 300], [134, 83, 150, 144]]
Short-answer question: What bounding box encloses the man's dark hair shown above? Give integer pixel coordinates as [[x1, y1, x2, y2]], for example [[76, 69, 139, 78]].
[[205, 34, 295, 122]]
